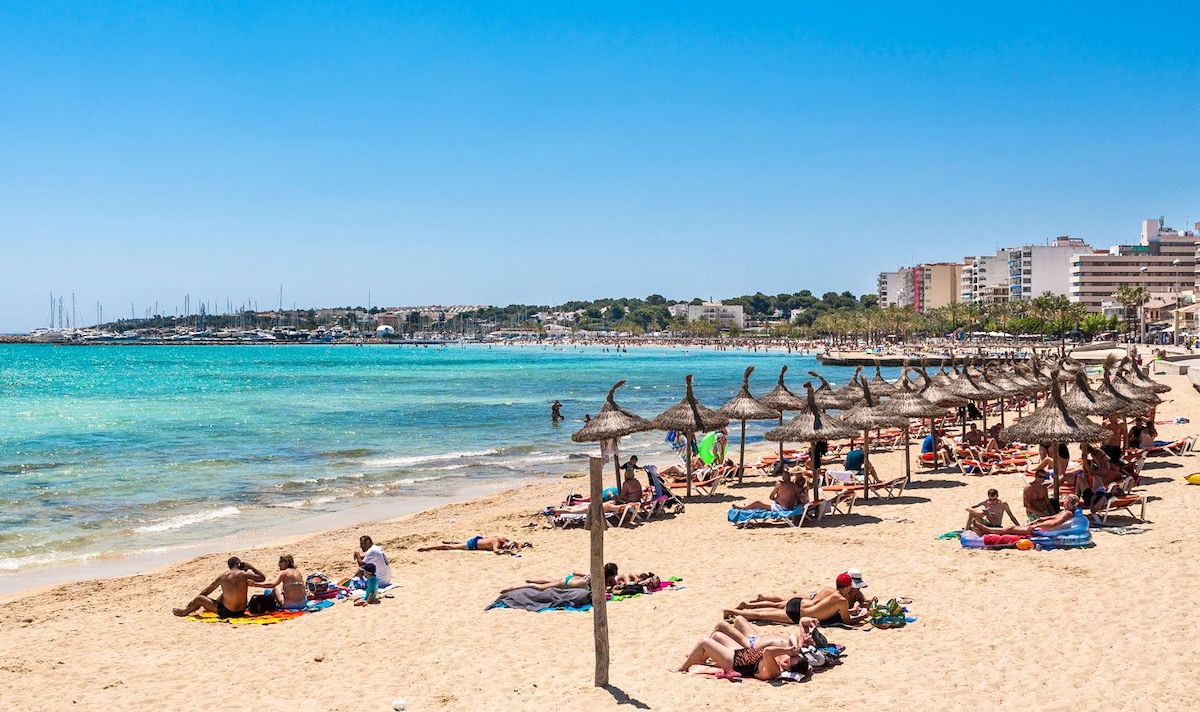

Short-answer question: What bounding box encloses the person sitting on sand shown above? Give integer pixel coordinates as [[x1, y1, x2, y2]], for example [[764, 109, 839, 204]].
[[964, 488, 1020, 530], [1023, 471, 1055, 521], [730, 470, 806, 512], [726, 573, 867, 627], [251, 554, 308, 612], [616, 467, 643, 504], [970, 495, 1081, 536], [676, 616, 810, 681], [353, 535, 392, 587], [418, 536, 532, 555], [172, 556, 266, 618], [499, 562, 619, 594], [353, 562, 380, 606]]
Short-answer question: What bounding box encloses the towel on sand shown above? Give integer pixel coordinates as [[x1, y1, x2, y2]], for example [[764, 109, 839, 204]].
[[187, 599, 334, 625], [487, 587, 593, 612]]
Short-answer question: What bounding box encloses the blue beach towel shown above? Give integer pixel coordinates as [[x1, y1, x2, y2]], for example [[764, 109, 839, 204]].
[[727, 506, 808, 525]]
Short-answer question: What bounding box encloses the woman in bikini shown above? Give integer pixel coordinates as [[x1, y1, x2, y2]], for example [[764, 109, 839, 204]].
[[252, 554, 308, 612], [418, 536, 531, 555], [499, 562, 619, 594], [677, 615, 810, 680]]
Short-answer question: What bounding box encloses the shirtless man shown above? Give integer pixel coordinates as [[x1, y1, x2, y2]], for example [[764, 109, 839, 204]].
[[730, 470, 806, 511], [418, 535, 531, 555], [251, 554, 308, 611], [971, 495, 1080, 536], [964, 488, 1020, 530], [1101, 414, 1127, 465], [741, 568, 874, 612], [725, 573, 866, 627], [1023, 471, 1054, 521], [172, 556, 266, 618], [964, 424, 985, 450]]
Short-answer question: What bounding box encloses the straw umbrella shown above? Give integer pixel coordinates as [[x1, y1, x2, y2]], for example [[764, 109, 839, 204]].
[[1061, 369, 1141, 418], [719, 366, 780, 483], [807, 371, 856, 411], [869, 365, 897, 397], [916, 367, 969, 465], [650, 375, 729, 498], [572, 380, 654, 491], [765, 384, 858, 503], [879, 368, 949, 483], [758, 365, 808, 464], [1000, 375, 1106, 502], [838, 378, 910, 501], [1122, 357, 1172, 394]]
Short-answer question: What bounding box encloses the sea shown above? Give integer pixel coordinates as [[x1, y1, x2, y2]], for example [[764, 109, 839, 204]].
[[0, 343, 885, 578]]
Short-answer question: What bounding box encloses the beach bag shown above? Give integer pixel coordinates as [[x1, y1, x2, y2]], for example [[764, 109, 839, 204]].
[[247, 593, 279, 615], [306, 572, 332, 595]]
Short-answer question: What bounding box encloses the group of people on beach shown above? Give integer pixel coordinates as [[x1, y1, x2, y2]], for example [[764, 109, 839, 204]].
[[172, 535, 393, 618]]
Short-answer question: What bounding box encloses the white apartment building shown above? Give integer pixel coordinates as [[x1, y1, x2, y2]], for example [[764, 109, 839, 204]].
[[683, 302, 745, 330], [1007, 237, 1092, 300], [876, 268, 911, 308], [960, 251, 1010, 304]]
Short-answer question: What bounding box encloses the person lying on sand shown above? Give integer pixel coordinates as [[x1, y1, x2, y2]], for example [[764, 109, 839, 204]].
[[726, 573, 866, 627], [730, 470, 807, 511], [964, 488, 1019, 530], [172, 556, 266, 618], [250, 554, 308, 612], [742, 569, 874, 611], [676, 615, 811, 681], [418, 536, 531, 555], [499, 562, 619, 594], [970, 495, 1080, 536]]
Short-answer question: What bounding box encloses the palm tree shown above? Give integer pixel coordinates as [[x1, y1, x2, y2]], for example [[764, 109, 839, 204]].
[[1112, 285, 1149, 342]]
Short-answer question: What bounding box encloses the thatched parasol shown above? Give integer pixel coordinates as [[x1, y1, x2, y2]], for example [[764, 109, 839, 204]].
[[1000, 374, 1105, 500], [758, 365, 808, 464], [1110, 371, 1163, 407], [765, 383, 858, 503], [572, 380, 654, 490], [719, 367, 780, 483], [838, 379, 910, 500], [1060, 369, 1140, 418], [1122, 357, 1172, 394], [880, 368, 950, 481], [650, 375, 730, 498], [808, 371, 856, 410], [869, 365, 897, 397]]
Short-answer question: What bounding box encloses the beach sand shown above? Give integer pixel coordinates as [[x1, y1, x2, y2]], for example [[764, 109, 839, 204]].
[[2, 375, 1199, 711]]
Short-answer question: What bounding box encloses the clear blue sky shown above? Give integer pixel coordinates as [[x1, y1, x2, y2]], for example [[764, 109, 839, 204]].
[[2, 2, 1198, 331]]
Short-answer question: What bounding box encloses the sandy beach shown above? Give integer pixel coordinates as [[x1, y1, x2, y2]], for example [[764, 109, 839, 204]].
[[3, 374, 1199, 711]]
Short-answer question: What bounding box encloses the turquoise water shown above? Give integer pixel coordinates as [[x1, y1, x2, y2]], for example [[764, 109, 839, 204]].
[[0, 344, 882, 570]]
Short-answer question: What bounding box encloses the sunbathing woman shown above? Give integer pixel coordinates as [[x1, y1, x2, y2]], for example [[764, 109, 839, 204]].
[[418, 536, 531, 555], [676, 617, 809, 681], [499, 562, 619, 594], [547, 501, 636, 517]]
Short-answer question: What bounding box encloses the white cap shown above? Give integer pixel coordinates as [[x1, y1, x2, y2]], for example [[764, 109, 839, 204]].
[[847, 568, 867, 589]]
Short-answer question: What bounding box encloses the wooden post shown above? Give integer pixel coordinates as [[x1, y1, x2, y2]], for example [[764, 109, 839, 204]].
[[588, 456, 610, 687], [903, 426, 912, 484], [684, 432, 693, 499], [737, 420, 747, 483], [861, 429, 870, 502]]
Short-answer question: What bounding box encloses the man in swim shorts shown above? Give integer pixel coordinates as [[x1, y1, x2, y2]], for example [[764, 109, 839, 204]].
[[726, 573, 866, 627], [172, 556, 267, 618], [971, 495, 1080, 536], [418, 536, 531, 555], [1023, 471, 1054, 521], [964, 488, 1019, 530], [730, 470, 805, 512]]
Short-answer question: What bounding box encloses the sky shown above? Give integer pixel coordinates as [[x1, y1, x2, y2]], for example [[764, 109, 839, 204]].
[[2, 2, 1199, 331]]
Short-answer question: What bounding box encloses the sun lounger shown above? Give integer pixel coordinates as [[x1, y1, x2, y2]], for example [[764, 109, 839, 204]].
[[727, 502, 821, 528], [1144, 437, 1193, 457], [668, 469, 726, 496], [1095, 494, 1147, 524], [549, 505, 636, 529]]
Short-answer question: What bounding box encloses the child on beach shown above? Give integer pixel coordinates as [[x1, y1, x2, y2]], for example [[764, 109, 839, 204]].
[[354, 563, 380, 606]]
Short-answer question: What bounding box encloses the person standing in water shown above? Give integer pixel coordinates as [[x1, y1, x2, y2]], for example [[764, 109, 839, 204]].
[[551, 400, 563, 423]]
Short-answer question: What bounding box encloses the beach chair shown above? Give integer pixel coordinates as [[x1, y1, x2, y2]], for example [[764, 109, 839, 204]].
[[865, 475, 909, 499], [549, 504, 637, 529], [726, 501, 822, 528], [1144, 436, 1193, 457], [668, 468, 726, 496], [821, 489, 858, 515], [643, 466, 686, 515], [1095, 494, 1147, 525], [957, 457, 998, 476]]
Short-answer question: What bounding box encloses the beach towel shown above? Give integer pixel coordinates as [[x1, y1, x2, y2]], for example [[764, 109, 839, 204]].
[[608, 576, 682, 602], [487, 587, 594, 612], [187, 599, 334, 625], [727, 507, 807, 526]]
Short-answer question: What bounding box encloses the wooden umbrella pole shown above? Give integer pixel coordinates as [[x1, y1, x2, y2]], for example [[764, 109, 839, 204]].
[[738, 420, 747, 484], [862, 429, 870, 502], [613, 456, 622, 493], [777, 415, 784, 461], [904, 427, 912, 484], [1052, 443, 1062, 503], [587, 457, 609, 687], [685, 432, 693, 499], [1000, 398, 1006, 428], [981, 399, 987, 432], [810, 442, 821, 504]]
